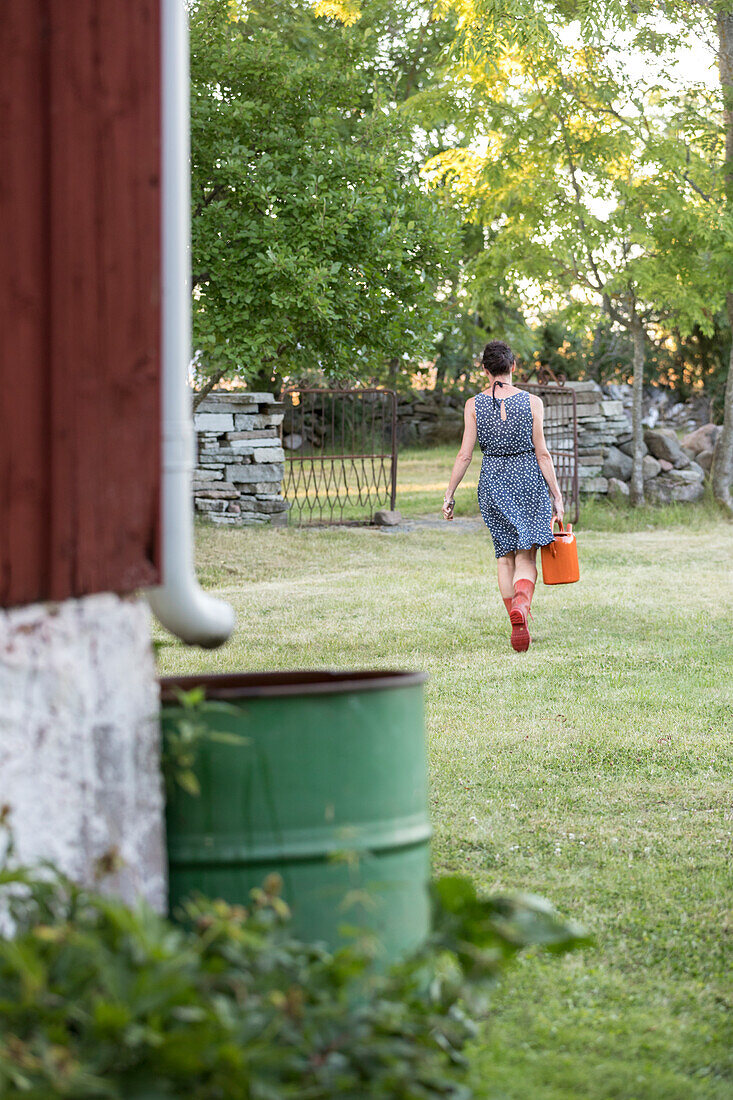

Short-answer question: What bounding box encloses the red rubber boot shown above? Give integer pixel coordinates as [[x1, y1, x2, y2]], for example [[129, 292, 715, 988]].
[[509, 579, 535, 652]]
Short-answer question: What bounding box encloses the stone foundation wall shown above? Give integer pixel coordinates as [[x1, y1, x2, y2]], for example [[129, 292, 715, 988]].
[[0, 593, 165, 912], [193, 393, 289, 526]]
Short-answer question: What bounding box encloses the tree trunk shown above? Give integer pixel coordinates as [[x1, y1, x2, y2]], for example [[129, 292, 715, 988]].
[[629, 321, 645, 505], [588, 319, 603, 383], [192, 370, 224, 411], [713, 11, 733, 515], [712, 293, 733, 514]]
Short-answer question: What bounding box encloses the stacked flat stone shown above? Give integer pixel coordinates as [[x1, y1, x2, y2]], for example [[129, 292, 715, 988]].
[[193, 392, 288, 526], [554, 381, 632, 494]]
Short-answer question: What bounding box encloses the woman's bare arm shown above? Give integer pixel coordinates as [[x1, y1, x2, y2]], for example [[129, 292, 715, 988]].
[[530, 395, 564, 522], [442, 398, 477, 519]]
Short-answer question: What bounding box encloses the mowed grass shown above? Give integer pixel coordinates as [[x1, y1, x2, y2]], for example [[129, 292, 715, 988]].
[[156, 461, 733, 1099]]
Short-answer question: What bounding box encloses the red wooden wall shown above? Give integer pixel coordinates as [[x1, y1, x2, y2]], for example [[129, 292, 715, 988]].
[[0, 1, 161, 607]]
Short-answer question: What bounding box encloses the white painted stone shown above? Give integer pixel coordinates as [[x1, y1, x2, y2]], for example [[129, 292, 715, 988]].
[[0, 593, 165, 912], [193, 412, 234, 432]]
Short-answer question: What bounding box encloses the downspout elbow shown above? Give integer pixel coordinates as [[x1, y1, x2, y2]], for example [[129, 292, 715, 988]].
[[147, 414, 235, 650], [148, 580, 235, 651]]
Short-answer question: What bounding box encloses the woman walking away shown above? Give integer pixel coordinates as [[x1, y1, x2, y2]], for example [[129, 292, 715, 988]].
[[442, 341, 564, 652]]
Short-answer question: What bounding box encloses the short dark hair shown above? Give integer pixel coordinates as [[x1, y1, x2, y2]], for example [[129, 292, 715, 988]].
[[482, 340, 515, 376]]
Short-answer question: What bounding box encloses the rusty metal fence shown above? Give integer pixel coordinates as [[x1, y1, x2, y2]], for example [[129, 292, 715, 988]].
[[280, 387, 398, 525], [519, 369, 579, 524]]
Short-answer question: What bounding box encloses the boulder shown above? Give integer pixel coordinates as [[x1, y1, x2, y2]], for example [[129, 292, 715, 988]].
[[642, 455, 661, 480], [607, 477, 630, 501], [645, 474, 703, 504], [697, 448, 714, 473], [682, 423, 721, 455], [602, 446, 633, 481], [671, 480, 705, 503], [645, 477, 673, 504], [644, 428, 686, 466], [668, 464, 704, 484], [283, 433, 303, 450], [373, 509, 402, 526], [619, 438, 648, 459], [658, 458, 673, 472]]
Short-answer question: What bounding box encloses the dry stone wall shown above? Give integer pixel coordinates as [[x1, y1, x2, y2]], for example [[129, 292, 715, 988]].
[[193, 393, 289, 526], [199, 385, 713, 518], [565, 381, 631, 494], [565, 381, 708, 500]]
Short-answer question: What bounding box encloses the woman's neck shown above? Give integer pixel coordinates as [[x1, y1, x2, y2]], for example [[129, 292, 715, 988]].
[[488, 374, 512, 386]]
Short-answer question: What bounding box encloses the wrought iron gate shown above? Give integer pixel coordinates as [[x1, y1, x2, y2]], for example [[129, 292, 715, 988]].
[[519, 369, 579, 524], [280, 387, 398, 525]]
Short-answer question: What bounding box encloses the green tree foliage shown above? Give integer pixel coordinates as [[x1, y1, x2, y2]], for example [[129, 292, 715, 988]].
[[447, 0, 733, 507], [190, 0, 460, 393], [423, 39, 725, 499]]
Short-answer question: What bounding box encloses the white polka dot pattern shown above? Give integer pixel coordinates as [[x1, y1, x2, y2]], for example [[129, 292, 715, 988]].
[[475, 391, 554, 559]]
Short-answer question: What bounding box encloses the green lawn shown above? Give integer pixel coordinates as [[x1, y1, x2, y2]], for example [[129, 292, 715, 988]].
[[156, 456, 733, 1099]]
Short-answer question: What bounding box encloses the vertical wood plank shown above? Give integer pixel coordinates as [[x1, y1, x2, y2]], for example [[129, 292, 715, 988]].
[[48, 0, 161, 598], [0, 1, 51, 605]]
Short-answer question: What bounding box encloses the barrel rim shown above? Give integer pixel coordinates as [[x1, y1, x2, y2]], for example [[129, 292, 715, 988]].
[[160, 668, 428, 702]]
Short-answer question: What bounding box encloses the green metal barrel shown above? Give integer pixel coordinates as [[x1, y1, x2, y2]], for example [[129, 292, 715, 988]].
[[161, 670, 431, 962]]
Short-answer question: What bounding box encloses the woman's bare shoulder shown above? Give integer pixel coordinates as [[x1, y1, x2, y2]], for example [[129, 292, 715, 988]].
[[527, 391, 544, 409], [465, 395, 476, 413]]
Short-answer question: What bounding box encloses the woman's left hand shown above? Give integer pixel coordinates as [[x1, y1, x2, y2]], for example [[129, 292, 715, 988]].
[[442, 497, 455, 520]]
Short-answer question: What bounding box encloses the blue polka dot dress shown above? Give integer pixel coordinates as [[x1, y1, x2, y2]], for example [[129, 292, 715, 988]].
[[476, 390, 554, 559]]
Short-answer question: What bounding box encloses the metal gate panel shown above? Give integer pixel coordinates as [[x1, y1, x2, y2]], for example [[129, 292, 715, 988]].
[[280, 388, 397, 525], [521, 374, 579, 525]]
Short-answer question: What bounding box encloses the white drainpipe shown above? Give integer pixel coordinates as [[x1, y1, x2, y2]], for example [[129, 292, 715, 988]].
[[146, 0, 235, 648]]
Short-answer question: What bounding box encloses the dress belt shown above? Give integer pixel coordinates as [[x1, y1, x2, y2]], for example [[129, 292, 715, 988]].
[[482, 449, 535, 457]]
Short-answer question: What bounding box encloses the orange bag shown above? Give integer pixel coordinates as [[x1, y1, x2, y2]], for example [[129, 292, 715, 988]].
[[541, 520, 580, 585]]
